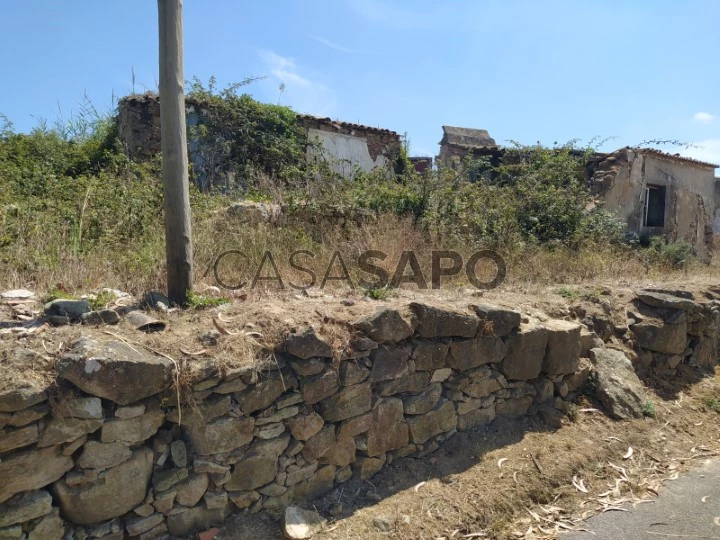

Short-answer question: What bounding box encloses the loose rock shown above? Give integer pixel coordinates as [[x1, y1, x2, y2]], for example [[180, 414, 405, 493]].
[[590, 348, 646, 419], [284, 506, 324, 539]]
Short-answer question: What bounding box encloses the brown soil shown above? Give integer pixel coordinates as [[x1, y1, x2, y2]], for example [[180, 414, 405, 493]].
[[2, 276, 709, 392]]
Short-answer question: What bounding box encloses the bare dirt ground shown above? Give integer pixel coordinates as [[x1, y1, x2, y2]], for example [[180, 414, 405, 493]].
[[3, 273, 715, 392]]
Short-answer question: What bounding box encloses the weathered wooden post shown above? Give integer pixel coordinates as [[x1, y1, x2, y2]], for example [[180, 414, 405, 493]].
[[158, 0, 193, 305]]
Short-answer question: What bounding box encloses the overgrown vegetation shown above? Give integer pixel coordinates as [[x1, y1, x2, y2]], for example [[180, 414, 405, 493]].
[[646, 237, 696, 268], [0, 81, 710, 294], [186, 77, 309, 191]]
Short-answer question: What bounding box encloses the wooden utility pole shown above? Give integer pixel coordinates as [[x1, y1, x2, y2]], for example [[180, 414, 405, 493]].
[[158, 0, 193, 305]]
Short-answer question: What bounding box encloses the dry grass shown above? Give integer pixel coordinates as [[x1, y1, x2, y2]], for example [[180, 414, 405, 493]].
[[2, 210, 718, 297]]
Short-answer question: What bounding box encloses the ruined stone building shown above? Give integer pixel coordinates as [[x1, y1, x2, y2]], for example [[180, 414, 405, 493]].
[[435, 124, 720, 258], [116, 94, 401, 186], [409, 156, 433, 174], [590, 148, 719, 259], [118, 96, 720, 257], [438, 125, 498, 163]]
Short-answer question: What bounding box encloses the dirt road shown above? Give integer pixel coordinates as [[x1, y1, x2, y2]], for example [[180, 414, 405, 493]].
[[567, 458, 720, 540]]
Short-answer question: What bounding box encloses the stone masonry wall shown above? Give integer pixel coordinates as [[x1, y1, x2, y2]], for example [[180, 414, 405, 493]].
[[1, 293, 718, 538]]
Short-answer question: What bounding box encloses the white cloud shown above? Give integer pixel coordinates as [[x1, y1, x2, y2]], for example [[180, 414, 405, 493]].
[[259, 51, 311, 86], [681, 139, 720, 168], [693, 111, 715, 124], [258, 50, 336, 116], [310, 36, 368, 54]]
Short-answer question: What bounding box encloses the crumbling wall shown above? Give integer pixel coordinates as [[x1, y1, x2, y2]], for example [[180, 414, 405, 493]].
[[298, 116, 400, 178], [629, 289, 720, 377], [591, 149, 716, 258], [1, 294, 718, 538], [116, 95, 401, 184], [117, 94, 162, 160]]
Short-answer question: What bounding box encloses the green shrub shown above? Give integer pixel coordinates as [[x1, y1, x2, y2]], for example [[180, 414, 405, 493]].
[[646, 237, 695, 268], [705, 397, 720, 413], [364, 286, 393, 300], [643, 400, 656, 418], [186, 290, 231, 309]]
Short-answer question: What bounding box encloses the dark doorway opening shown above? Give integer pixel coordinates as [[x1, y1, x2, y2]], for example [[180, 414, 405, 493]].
[[644, 184, 666, 228]]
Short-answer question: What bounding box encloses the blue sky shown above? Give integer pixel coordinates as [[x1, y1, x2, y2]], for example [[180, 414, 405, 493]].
[[1, 0, 719, 163]]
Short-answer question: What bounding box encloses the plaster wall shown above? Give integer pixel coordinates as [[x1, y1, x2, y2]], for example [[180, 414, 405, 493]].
[[600, 150, 715, 258], [307, 128, 390, 177]]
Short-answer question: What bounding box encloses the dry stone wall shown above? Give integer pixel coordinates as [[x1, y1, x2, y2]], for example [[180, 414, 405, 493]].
[[1, 292, 718, 539], [629, 289, 720, 376]]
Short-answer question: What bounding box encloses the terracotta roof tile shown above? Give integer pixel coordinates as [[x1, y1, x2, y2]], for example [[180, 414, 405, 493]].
[[297, 114, 398, 136], [631, 147, 718, 169]]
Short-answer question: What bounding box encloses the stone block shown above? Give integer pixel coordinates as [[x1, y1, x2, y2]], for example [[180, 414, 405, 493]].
[[339, 362, 370, 386], [564, 358, 593, 393], [186, 416, 254, 456], [447, 337, 506, 372], [301, 424, 336, 462], [285, 327, 332, 359], [501, 324, 548, 380], [166, 503, 232, 537], [367, 398, 408, 457], [403, 383, 442, 415], [318, 438, 356, 467], [496, 396, 533, 418], [0, 490, 52, 527], [589, 348, 646, 419], [0, 445, 73, 503], [353, 455, 386, 480], [369, 345, 411, 382], [630, 318, 687, 355], [412, 341, 449, 371], [0, 386, 47, 413], [286, 463, 318, 486], [27, 507, 64, 540], [354, 307, 415, 343], [234, 371, 295, 414], [542, 320, 582, 376], [115, 403, 145, 419], [0, 424, 38, 453], [56, 338, 173, 405], [38, 417, 103, 447], [53, 446, 153, 525], [406, 400, 457, 444], [226, 436, 289, 491], [318, 382, 372, 422], [287, 412, 324, 441], [410, 303, 478, 338], [175, 473, 209, 507], [337, 412, 372, 441], [473, 304, 521, 337], [55, 395, 103, 420], [78, 441, 132, 470], [374, 371, 430, 397], [8, 403, 49, 427], [302, 370, 339, 405], [100, 409, 164, 443]]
